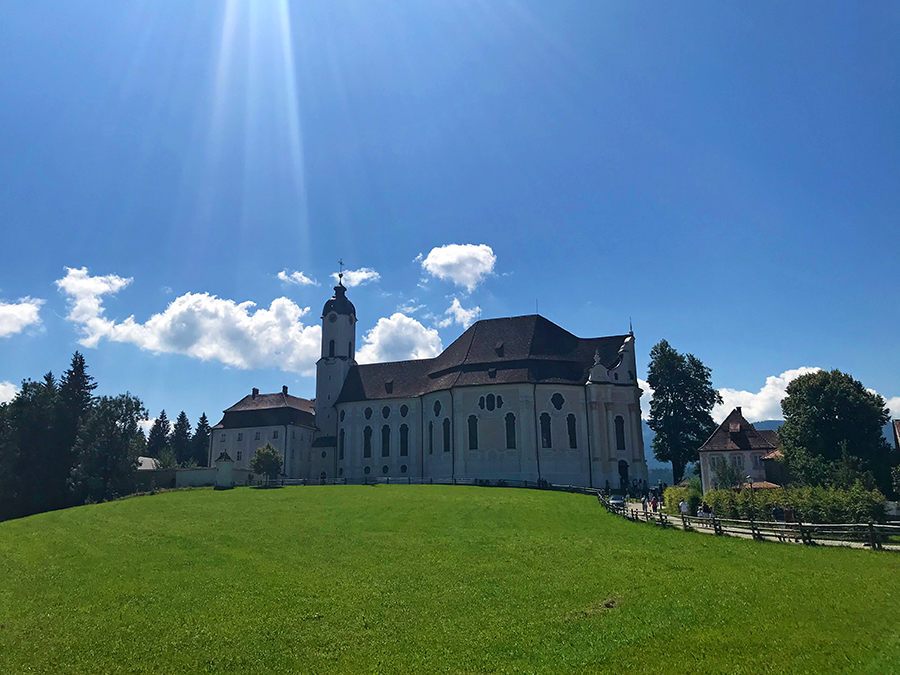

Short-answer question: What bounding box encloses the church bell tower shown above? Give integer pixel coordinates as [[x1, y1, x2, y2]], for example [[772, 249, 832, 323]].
[[314, 269, 356, 442]]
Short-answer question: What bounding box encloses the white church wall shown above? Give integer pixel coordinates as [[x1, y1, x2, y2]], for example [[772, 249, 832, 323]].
[[213, 424, 314, 476], [420, 391, 454, 479], [534, 385, 591, 486]]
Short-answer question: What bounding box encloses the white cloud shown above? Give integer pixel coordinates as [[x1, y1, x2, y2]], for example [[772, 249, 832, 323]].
[[356, 313, 442, 364], [0, 297, 44, 337], [638, 378, 653, 420], [56, 267, 322, 375], [331, 268, 380, 288], [139, 417, 172, 435], [714, 367, 823, 423], [437, 298, 482, 329], [642, 369, 900, 426], [419, 244, 496, 292], [397, 300, 424, 315], [278, 270, 319, 287], [0, 381, 17, 404]]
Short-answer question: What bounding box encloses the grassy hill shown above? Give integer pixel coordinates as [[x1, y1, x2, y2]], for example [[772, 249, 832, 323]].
[[1, 486, 898, 674]]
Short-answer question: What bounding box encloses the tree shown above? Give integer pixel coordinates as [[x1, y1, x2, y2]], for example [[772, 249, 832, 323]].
[[647, 340, 722, 483], [191, 413, 211, 467], [710, 459, 746, 490], [779, 369, 895, 494], [146, 410, 170, 458], [170, 411, 193, 466], [250, 443, 283, 485], [69, 394, 147, 505], [55, 352, 97, 508]]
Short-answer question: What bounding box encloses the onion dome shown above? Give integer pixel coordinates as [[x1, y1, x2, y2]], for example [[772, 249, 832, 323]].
[[322, 283, 355, 318]]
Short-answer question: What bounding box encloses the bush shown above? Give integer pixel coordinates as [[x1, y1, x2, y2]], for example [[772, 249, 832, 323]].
[[664, 487, 702, 516], [703, 482, 885, 523]]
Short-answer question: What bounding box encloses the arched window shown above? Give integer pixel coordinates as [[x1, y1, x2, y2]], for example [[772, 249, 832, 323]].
[[364, 426, 372, 458], [468, 415, 478, 450], [615, 416, 626, 451], [486, 394, 495, 411], [329, 340, 335, 357], [567, 414, 577, 449], [443, 418, 451, 452], [428, 421, 434, 454], [400, 424, 409, 456], [381, 425, 391, 457], [540, 413, 552, 448], [505, 413, 516, 449], [339, 429, 345, 459], [339, 410, 345, 422]]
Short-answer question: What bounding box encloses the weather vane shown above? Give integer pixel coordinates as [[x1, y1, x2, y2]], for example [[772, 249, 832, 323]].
[[338, 258, 344, 285]]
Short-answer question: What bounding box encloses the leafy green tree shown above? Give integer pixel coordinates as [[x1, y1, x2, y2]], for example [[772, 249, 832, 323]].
[[153, 447, 180, 470], [170, 411, 193, 466], [146, 409, 170, 458], [250, 443, 283, 485], [710, 459, 746, 490], [779, 370, 894, 494], [69, 394, 147, 504], [647, 340, 722, 483], [191, 413, 211, 467]]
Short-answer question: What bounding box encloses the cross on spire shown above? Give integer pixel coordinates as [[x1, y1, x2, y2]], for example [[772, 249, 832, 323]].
[[338, 258, 344, 286]]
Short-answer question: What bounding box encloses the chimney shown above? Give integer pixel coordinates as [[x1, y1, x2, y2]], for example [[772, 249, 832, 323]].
[[252, 387, 259, 399], [736, 406, 742, 416], [282, 385, 289, 395]]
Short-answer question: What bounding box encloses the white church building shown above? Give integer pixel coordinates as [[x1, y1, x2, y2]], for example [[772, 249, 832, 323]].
[[213, 280, 648, 490]]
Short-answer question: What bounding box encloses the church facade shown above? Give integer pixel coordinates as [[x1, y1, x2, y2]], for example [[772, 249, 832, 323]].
[[305, 281, 648, 489], [213, 281, 649, 489]]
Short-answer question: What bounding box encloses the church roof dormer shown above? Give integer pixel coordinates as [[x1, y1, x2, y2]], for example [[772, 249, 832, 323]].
[[322, 282, 355, 318]]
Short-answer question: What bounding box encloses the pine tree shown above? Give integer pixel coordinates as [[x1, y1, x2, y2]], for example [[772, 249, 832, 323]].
[[57, 352, 97, 508], [647, 340, 722, 483], [170, 411, 193, 466], [146, 410, 170, 458], [70, 394, 146, 504], [191, 413, 211, 467]]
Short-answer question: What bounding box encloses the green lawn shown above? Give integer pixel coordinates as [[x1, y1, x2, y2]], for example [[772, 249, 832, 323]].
[[1, 485, 898, 674]]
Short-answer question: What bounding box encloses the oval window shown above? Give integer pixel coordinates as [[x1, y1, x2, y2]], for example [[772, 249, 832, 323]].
[[382, 465, 389, 475], [551, 393, 565, 411], [365, 407, 373, 420], [364, 466, 371, 475], [382, 406, 390, 419], [339, 410, 345, 422], [400, 404, 409, 417], [433, 400, 442, 416], [400, 464, 408, 474]]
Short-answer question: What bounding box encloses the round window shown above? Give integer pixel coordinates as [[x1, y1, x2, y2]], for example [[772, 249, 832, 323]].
[[321, 451, 327, 459], [382, 465, 389, 475], [400, 404, 409, 417], [400, 464, 408, 474], [364, 466, 371, 475], [328, 313, 337, 323]]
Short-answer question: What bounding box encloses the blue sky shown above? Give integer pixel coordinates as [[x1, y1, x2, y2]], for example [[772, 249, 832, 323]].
[[1, 1, 898, 430]]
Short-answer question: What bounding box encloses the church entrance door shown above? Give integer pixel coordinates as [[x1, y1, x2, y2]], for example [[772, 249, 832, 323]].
[[618, 460, 629, 491]]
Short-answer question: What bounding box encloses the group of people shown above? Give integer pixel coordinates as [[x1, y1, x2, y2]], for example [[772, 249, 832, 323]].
[[640, 494, 661, 514]]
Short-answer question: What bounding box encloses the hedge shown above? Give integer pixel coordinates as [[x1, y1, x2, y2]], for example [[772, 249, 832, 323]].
[[702, 482, 885, 523], [663, 487, 702, 516]]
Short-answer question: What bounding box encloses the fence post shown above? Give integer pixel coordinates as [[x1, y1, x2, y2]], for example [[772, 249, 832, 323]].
[[868, 520, 880, 550], [681, 514, 689, 531], [799, 522, 810, 545]]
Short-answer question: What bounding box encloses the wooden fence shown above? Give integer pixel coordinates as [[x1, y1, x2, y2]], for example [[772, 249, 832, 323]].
[[600, 497, 900, 551]]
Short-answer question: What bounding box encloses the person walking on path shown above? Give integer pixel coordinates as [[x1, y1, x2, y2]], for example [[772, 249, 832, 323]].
[[679, 499, 688, 516], [641, 495, 648, 515], [651, 496, 658, 513]]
